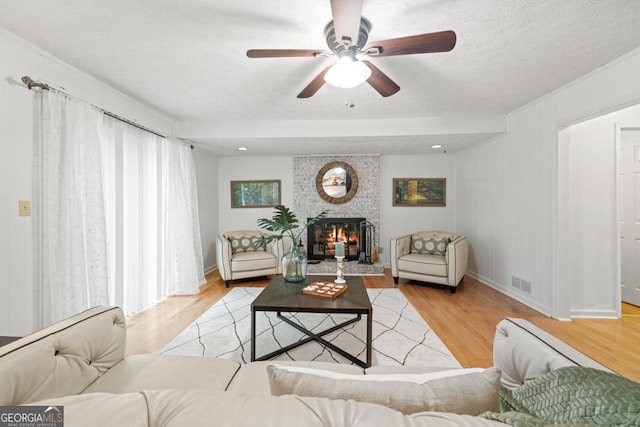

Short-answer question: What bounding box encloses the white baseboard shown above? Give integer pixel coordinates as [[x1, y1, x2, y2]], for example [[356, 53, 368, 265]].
[[570, 308, 618, 319], [465, 271, 552, 317]]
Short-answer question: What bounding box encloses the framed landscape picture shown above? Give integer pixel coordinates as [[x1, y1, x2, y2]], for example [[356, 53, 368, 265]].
[[393, 178, 446, 207], [231, 180, 281, 208]]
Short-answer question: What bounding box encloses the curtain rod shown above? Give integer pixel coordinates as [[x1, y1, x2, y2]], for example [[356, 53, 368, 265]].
[[20, 75, 193, 149]]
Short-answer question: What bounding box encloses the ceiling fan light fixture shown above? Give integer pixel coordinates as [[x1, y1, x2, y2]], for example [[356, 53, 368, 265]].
[[324, 55, 371, 88]]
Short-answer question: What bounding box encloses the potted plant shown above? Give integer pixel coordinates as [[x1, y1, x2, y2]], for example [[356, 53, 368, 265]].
[[256, 205, 328, 282]]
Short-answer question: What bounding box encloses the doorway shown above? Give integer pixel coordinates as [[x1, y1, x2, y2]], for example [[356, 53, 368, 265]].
[[618, 125, 640, 307]]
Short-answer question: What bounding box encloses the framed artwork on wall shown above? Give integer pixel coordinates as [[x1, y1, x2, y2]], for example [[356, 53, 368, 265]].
[[393, 178, 446, 207], [231, 180, 281, 208]]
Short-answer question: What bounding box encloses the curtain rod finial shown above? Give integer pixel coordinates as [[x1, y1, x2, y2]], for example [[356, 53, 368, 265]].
[[21, 75, 49, 90]]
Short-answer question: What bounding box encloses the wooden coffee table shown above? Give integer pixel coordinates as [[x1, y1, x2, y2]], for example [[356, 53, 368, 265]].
[[250, 275, 373, 368]]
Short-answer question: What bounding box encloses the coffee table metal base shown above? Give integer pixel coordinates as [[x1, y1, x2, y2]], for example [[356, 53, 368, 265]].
[[252, 312, 371, 368]]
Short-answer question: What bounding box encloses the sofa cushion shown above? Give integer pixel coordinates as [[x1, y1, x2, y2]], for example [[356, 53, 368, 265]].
[[83, 354, 240, 394], [398, 253, 447, 277], [227, 360, 364, 395], [144, 389, 328, 427], [29, 392, 149, 427], [142, 389, 507, 427], [228, 234, 265, 253], [267, 364, 501, 415], [230, 251, 276, 271], [31, 389, 508, 427], [412, 236, 449, 255]]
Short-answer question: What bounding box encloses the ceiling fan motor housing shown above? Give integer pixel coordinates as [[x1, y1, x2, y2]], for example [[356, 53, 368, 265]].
[[324, 18, 371, 53]]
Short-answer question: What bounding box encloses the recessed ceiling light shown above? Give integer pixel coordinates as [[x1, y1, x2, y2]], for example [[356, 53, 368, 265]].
[[238, 147, 248, 151], [431, 144, 443, 149]]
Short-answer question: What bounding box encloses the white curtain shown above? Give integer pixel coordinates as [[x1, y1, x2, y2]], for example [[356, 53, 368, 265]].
[[161, 140, 205, 295], [102, 119, 164, 314], [33, 90, 110, 328], [102, 119, 204, 314], [34, 91, 205, 325]]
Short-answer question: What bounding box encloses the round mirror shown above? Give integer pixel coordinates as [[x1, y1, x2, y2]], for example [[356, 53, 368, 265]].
[[315, 161, 358, 204]]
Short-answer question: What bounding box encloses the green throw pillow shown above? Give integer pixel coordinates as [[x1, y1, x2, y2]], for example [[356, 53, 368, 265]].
[[494, 366, 640, 426]]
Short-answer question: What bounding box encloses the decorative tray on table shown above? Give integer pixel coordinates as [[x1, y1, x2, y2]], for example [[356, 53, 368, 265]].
[[302, 280, 348, 298]]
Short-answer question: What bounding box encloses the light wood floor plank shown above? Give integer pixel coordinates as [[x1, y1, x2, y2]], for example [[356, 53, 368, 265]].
[[126, 270, 640, 382]]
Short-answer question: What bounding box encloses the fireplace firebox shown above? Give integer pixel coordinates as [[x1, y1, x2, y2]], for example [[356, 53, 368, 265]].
[[307, 217, 365, 261]]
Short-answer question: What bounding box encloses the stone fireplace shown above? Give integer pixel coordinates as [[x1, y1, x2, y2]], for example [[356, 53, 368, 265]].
[[293, 155, 383, 275]]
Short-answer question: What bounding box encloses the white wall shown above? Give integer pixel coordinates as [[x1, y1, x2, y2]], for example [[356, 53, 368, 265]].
[[563, 104, 640, 317], [217, 156, 294, 240], [216, 153, 456, 267], [0, 29, 174, 336], [456, 138, 508, 291], [379, 154, 457, 266], [456, 47, 640, 318], [192, 147, 219, 273], [0, 32, 35, 337]]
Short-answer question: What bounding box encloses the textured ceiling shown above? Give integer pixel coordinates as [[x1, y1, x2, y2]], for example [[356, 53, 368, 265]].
[[1, 0, 640, 155]]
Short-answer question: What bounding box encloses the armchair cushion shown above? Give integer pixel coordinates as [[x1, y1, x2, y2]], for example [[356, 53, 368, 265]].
[[227, 234, 265, 253], [398, 253, 447, 277], [231, 251, 278, 272]]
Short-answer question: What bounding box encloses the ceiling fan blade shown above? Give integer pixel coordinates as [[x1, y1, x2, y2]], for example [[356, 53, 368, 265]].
[[362, 61, 400, 97], [247, 49, 328, 58], [330, 0, 364, 47], [297, 65, 333, 98], [365, 30, 456, 57]]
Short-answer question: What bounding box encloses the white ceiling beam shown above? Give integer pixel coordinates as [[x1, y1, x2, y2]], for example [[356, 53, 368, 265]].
[[176, 115, 507, 139]]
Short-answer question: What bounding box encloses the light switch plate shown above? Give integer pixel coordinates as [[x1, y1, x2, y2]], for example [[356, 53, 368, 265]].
[[19, 200, 31, 217]]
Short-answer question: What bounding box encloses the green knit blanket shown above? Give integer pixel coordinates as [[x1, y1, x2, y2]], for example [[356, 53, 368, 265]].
[[480, 366, 640, 426]]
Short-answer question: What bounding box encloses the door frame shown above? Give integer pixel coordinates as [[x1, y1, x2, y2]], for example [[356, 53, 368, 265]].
[[615, 122, 640, 316]]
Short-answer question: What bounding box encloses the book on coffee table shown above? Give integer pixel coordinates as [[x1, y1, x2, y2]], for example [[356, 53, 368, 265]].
[[302, 280, 348, 298]]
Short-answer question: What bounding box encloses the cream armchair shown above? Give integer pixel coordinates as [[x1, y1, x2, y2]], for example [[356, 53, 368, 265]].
[[216, 230, 284, 287], [390, 231, 469, 293]]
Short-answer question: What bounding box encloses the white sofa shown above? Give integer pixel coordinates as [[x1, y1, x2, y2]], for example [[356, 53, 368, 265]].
[[391, 231, 469, 293], [0, 306, 614, 427], [216, 230, 284, 287]]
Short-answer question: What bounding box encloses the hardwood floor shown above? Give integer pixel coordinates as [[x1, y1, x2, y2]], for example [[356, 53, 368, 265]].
[[126, 270, 640, 382], [0, 336, 20, 347]]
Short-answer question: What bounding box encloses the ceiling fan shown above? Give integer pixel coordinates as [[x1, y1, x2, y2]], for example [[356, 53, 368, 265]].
[[246, 0, 456, 99]]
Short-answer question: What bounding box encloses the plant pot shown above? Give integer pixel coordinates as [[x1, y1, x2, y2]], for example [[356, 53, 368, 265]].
[[282, 246, 307, 282]]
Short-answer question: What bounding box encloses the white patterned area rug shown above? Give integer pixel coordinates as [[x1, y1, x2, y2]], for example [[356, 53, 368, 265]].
[[161, 288, 460, 367]]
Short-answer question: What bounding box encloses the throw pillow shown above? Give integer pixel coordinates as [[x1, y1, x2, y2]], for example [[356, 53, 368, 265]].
[[498, 366, 640, 426], [227, 235, 265, 253], [267, 364, 501, 416], [411, 236, 450, 255]]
